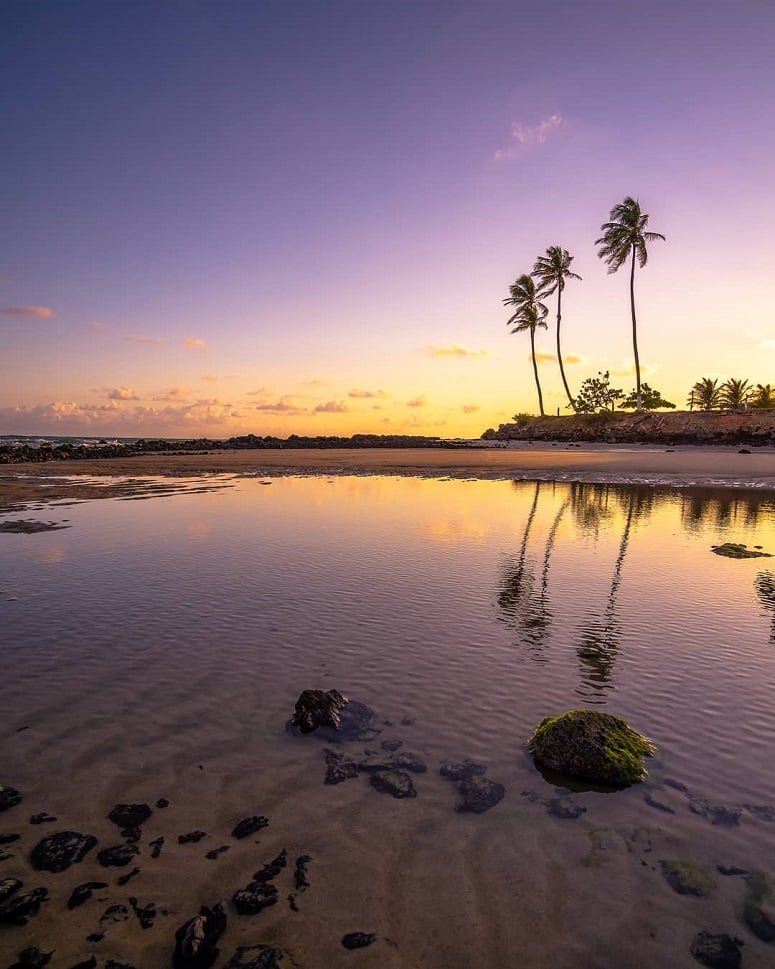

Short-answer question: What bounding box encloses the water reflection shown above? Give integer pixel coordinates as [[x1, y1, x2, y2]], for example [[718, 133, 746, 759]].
[[756, 571, 775, 643]]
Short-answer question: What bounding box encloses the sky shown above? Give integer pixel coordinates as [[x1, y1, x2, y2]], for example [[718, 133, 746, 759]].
[[2, 0, 774, 438]]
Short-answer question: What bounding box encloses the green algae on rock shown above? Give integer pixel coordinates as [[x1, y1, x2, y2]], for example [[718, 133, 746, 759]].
[[711, 543, 771, 559], [528, 709, 655, 785], [660, 860, 716, 896], [743, 871, 775, 942]]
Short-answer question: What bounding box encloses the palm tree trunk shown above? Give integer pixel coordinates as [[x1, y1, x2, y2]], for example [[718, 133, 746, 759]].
[[530, 325, 545, 416], [630, 245, 642, 411], [555, 286, 575, 411]]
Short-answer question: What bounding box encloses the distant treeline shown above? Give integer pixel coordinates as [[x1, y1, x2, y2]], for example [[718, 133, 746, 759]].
[[0, 433, 456, 464]]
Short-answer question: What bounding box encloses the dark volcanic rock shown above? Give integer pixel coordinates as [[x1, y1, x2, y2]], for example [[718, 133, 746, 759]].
[[156, 797, 170, 808], [231, 817, 269, 839], [149, 836, 164, 858], [97, 843, 139, 867], [253, 849, 288, 883], [294, 855, 312, 890], [690, 932, 743, 968], [717, 865, 748, 877], [292, 688, 348, 734], [173, 904, 227, 969], [66, 959, 96, 969], [359, 752, 427, 774], [232, 882, 278, 915], [528, 709, 655, 785], [120, 826, 141, 843], [0, 887, 48, 925], [67, 881, 108, 910], [323, 748, 359, 785], [108, 803, 152, 828], [205, 845, 230, 860], [456, 776, 505, 814], [711, 543, 771, 559], [100, 903, 129, 925], [116, 866, 141, 886], [178, 831, 208, 845], [6, 947, 52, 969], [289, 694, 375, 742], [224, 944, 301, 969], [30, 831, 97, 872], [0, 879, 22, 904], [105, 963, 138, 969], [0, 834, 20, 845], [341, 933, 377, 950], [369, 769, 416, 799], [440, 760, 487, 782], [129, 896, 157, 929], [29, 813, 57, 825], [0, 786, 22, 813]]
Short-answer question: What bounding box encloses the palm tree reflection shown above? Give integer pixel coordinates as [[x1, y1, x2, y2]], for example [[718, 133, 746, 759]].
[[755, 571, 775, 644]]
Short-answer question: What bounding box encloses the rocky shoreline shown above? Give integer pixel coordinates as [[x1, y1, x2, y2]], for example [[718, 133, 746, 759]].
[[482, 410, 775, 447]]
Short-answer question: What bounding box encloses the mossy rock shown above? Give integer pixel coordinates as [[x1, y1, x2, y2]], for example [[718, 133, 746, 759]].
[[661, 859, 716, 896], [711, 543, 771, 559], [528, 709, 655, 786], [743, 871, 775, 942]]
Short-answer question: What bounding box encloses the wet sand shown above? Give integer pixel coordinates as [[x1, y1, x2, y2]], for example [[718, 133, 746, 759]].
[[1, 444, 774, 512]]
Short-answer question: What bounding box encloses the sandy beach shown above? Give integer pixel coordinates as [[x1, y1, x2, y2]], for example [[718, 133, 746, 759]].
[[1, 444, 775, 512]]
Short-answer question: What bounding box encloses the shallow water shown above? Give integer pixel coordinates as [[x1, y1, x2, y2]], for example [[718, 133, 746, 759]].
[[2, 475, 775, 968]]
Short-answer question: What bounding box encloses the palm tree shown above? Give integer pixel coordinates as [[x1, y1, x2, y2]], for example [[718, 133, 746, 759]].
[[504, 274, 549, 416], [691, 377, 721, 411], [753, 384, 775, 409], [595, 197, 665, 411], [532, 247, 582, 411], [720, 377, 753, 409]]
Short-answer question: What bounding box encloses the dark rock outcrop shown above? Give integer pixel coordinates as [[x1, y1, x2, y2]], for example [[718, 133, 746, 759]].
[[231, 817, 269, 839], [30, 831, 97, 872], [690, 932, 743, 968], [711, 543, 771, 559], [341, 933, 376, 950], [456, 775, 505, 814], [292, 689, 348, 734], [0, 887, 48, 925], [232, 883, 278, 916], [173, 904, 227, 969], [108, 804, 152, 828], [97, 843, 139, 867], [369, 770, 416, 799], [67, 882, 108, 910]]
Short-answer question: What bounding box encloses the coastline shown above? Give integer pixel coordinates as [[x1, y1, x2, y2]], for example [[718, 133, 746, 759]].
[[1, 444, 774, 512]]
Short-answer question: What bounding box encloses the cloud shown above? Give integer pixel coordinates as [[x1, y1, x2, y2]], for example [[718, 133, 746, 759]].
[[128, 334, 165, 345], [610, 362, 654, 378], [347, 388, 388, 399], [2, 305, 56, 319], [761, 339, 775, 351], [533, 351, 557, 364], [154, 385, 190, 402], [302, 378, 327, 386], [494, 114, 566, 161], [89, 321, 110, 333], [106, 386, 140, 401], [565, 354, 585, 365], [407, 395, 428, 407], [253, 396, 308, 416], [462, 403, 480, 414], [183, 338, 207, 350], [314, 400, 349, 414], [246, 386, 273, 396], [421, 345, 491, 360]]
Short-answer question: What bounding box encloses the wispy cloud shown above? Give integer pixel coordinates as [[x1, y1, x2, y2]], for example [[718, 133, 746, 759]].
[[314, 400, 349, 414], [89, 321, 110, 333], [154, 385, 190, 402], [462, 403, 480, 414], [0, 398, 246, 433], [302, 378, 328, 386], [128, 334, 165, 345], [2, 305, 56, 319], [565, 354, 585, 365], [494, 114, 566, 161], [253, 396, 307, 416], [532, 351, 557, 364], [610, 361, 654, 378], [421, 345, 491, 360], [183, 338, 207, 350], [347, 388, 388, 399], [246, 386, 273, 396], [407, 395, 428, 408], [106, 386, 140, 401]]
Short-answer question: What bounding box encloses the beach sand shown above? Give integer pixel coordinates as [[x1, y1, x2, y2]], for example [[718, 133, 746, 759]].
[[1, 444, 774, 512]]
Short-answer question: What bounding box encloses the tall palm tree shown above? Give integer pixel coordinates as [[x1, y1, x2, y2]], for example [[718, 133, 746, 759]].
[[532, 247, 582, 411], [504, 274, 549, 416], [595, 197, 665, 412], [691, 377, 721, 411], [720, 377, 753, 409]]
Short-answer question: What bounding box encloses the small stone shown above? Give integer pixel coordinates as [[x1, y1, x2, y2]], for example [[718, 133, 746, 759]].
[[30, 831, 97, 872], [30, 813, 57, 825], [205, 845, 230, 860], [67, 881, 109, 910], [690, 931, 743, 968], [129, 896, 156, 929], [292, 688, 348, 734], [105, 962, 138, 969], [97, 843, 139, 867], [67, 959, 96, 969], [745, 804, 775, 822], [323, 749, 359, 785], [149, 836, 164, 858], [341, 933, 376, 950], [0, 834, 20, 845], [0, 887, 48, 925], [743, 871, 775, 941], [232, 882, 278, 915], [660, 860, 716, 896], [0, 878, 23, 904], [360, 752, 427, 774], [440, 760, 487, 782], [156, 797, 170, 809], [231, 817, 269, 839], [253, 849, 287, 883], [548, 797, 585, 820], [6, 947, 52, 969], [99, 903, 129, 925], [711, 543, 771, 559], [223, 944, 301, 969], [294, 855, 312, 890], [173, 904, 227, 969], [178, 831, 207, 844], [116, 866, 141, 886], [664, 777, 690, 794], [369, 769, 416, 799], [456, 776, 505, 814], [716, 865, 748, 877], [108, 804, 152, 829], [120, 825, 141, 843]]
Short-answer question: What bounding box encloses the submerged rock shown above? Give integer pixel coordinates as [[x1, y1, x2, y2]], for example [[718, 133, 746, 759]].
[[232, 882, 278, 916], [688, 798, 741, 826], [359, 752, 427, 774], [0, 887, 48, 925], [369, 769, 416, 799], [547, 796, 585, 820], [129, 896, 157, 929], [97, 843, 139, 867], [149, 836, 164, 858], [252, 849, 288, 883], [456, 776, 505, 814], [224, 945, 301, 969], [341, 933, 376, 949], [0, 879, 23, 904], [173, 904, 227, 969], [528, 709, 655, 785], [294, 855, 312, 890], [743, 871, 775, 942], [660, 860, 716, 896], [711, 543, 771, 559], [67, 881, 108, 910], [231, 817, 269, 839], [108, 804, 152, 829], [323, 749, 359, 785], [289, 692, 375, 742], [6, 947, 52, 969], [690, 932, 743, 968], [292, 689, 348, 734], [0, 786, 22, 813], [178, 831, 208, 845], [29, 813, 57, 825], [440, 761, 487, 782], [30, 831, 97, 872]]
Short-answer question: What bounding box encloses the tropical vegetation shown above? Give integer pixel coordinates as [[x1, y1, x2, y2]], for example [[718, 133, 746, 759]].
[[531, 246, 581, 411], [504, 274, 549, 416], [688, 377, 774, 410]]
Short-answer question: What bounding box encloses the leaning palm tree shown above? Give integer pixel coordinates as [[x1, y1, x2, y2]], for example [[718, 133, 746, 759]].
[[504, 274, 549, 416], [532, 247, 582, 411], [720, 377, 753, 409], [691, 377, 721, 411], [596, 197, 665, 411]]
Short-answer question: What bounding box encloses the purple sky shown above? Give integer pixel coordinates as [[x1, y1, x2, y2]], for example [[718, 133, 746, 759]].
[[3, 0, 774, 437]]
